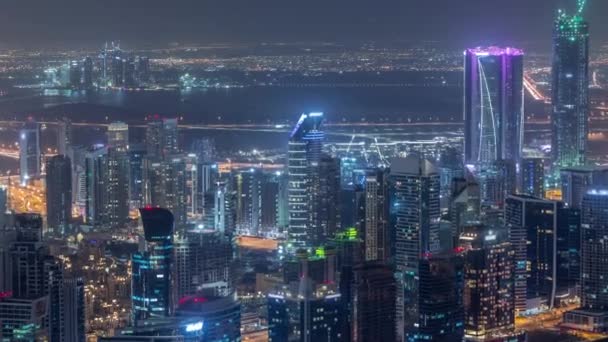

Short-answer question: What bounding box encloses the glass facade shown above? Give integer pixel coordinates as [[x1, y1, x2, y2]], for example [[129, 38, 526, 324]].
[[551, 8, 589, 169], [464, 47, 524, 167]]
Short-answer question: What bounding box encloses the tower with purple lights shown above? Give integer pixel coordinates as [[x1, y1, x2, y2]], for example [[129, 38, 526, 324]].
[[464, 47, 524, 168]]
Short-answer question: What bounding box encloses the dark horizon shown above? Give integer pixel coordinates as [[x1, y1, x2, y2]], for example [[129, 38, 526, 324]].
[[0, 0, 606, 50]]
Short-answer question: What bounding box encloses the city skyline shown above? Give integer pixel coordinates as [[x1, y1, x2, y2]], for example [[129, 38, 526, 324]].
[[0, 0, 607, 341]]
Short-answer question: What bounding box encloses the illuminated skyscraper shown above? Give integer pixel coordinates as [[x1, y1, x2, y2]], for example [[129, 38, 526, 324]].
[[132, 208, 175, 323], [564, 187, 608, 332], [106, 147, 129, 230], [505, 195, 561, 313], [552, 1, 589, 170], [464, 47, 524, 166], [128, 143, 147, 209], [363, 169, 389, 262], [460, 226, 525, 342], [388, 156, 440, 339], [19, 121, 41, 185], [287, 112, 324, 250]]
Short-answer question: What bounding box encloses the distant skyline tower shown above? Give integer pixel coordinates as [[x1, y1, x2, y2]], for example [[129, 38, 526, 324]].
[[106, 147, 129, 230], [19, 121, 41, 185], [132, 208, 175, 323], [464, 47, 524, 166], [46, 155, 72, 236], [106, 121, 129, 151], [56, 118, 72, 157], [287, 112, 324, 251], [551, 1, 589, 170], [145, 116, 179, 160], [83, 57, 93, 89], [84, 145, 108, 227]]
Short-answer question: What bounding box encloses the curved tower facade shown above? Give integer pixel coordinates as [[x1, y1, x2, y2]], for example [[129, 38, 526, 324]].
[[464, 47, 524, 167]]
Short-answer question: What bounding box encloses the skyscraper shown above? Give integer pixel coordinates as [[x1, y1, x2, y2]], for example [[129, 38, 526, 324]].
[[552, 1, 589, 170], [128, 143, 147, 209], [175, 229, 233, 299], [315, 154, 341, 244], [107, 121, 129, 151], [7, 214, 66, 341], [145, 116, 180, 160], [84, 146, 108, 227], [19, 121, 41, 185], [56, 118, 72, 157], [461, 227, 524, 342], [388, 156, 440, 339], [564, 188, 608, 332], [106, 147, 129, 230], [83, 57, 93, 89], [63, 278, 85, 342], [363, 169, 389, 262], [164, 156, 188, 228], [560, 166, 608, 208], [464, 47, 524, 166], [417, 253, 465, 341], [580, 189, 608, 310], [268, 278, 345, 342], [352, 262, 396, 342], [505, 195, 561, 313], [287, 112, 324, 250], [132, 208, 174, 322], [46, 155, 72, 236]]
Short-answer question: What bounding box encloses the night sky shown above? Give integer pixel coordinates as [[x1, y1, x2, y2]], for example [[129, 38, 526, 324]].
[[0, 0, 606, 49]]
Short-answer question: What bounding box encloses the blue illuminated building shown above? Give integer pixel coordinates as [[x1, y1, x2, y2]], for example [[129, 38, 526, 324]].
[[287, 112, 324, 251], [132, 208, 175, 323]]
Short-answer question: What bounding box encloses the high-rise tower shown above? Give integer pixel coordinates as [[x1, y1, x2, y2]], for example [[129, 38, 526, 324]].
[[132, 208, 175, 323], [46, 155, 72, 236], [19, 121, 41, 185], [552, 1, 589, 169], [464, 47, 524, 166], [287, 112, 324, 250]]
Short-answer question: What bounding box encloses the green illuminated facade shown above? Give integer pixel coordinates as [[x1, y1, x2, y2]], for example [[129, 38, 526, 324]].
[[551, 1, 589, 170]]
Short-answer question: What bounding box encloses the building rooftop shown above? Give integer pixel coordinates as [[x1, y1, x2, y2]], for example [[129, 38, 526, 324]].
[[390, 155, 437, 176], [466, 46, 523, 57]]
